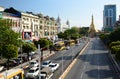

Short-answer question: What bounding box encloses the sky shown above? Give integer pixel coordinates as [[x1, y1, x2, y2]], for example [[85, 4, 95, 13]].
[[0, 0, 120, 30]]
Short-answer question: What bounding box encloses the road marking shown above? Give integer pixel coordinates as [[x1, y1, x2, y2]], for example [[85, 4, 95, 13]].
[[59, 41, 90, 79], [97, 55, 100, 79], [80, 62, 87, 79]]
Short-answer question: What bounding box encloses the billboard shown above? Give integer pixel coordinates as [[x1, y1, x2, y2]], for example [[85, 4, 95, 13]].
[[22, 31, 32, 40]]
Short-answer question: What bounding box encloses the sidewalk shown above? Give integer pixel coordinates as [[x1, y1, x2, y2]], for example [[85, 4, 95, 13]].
[[0, 50, 55, 71], [21, 50, 55, 69]]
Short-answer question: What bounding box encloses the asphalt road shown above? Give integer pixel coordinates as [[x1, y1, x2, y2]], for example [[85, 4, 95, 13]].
[[64, 37, 120, 79], [24, 39, 88, 79], [48, 40, 88, 79]]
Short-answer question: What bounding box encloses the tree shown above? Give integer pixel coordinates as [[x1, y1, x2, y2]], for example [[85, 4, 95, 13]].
[[22, 42, 37, 60], [0, 19, 19, 59], [2, 44, 18, 70], [109, 28, 120, 42], [33, 38, 50, 60]]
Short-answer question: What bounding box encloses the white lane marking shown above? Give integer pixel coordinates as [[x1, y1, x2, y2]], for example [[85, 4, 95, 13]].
[[97, 56, 100, 79], [80, 61, 88, 79]]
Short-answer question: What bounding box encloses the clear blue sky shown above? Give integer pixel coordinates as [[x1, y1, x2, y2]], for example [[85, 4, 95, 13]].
[[0, 0, 120, 30]]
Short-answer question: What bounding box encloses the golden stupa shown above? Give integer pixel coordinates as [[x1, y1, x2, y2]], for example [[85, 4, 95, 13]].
[[88, 15, 98, 37]]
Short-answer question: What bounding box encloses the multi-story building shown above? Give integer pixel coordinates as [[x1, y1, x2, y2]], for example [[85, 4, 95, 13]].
[[21, 12, 39, 41], [1, 7, 58, 41], [0, 6, 4, 11], [103, 4, 116, 32], [0, 11, 21, 33], [21, 12, 58, 41], [56, 16, 70, 33]]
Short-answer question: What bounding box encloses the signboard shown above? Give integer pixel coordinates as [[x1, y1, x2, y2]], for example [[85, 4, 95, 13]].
[[22, 31, 32, 40], [0, 13, 2, 19]]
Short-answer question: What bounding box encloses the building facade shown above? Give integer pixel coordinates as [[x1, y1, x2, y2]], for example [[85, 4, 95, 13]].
[[0, 11, 21, 33], [103, 4, 116, 32], [0, 7, 58, 41], [57, 16, 70, 33], [21, 12, 58, 41]]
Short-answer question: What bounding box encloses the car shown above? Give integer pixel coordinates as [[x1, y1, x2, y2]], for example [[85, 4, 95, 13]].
[[76, 43, 80, 46], [41, 60, 52, 68], [18, 55, 28, 62], [0, 66, 4, 71], [66, 46, 70, 50], [13, 58, 23, 65], [29, 61, 39, 68], [49, 63, 59, 72], [9, 60, 18, 66], [26, 67, 39, 78]]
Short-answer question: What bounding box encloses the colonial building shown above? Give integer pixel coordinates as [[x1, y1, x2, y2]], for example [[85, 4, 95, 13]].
[[0, 6, 4, 11], [21, 12, 39, 41], [57, 16, 70, 33], [0, 11, 21, 33], [1, 7, 58, 41], [88, 15, 98, 37]]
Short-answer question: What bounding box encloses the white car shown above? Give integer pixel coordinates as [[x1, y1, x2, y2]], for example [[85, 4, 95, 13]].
[[42, 60, 52, 68], [26, 67, 39, 78], [66, 46, 70, 50], [49, 63, 59, 72], [29, 61, 39, 68], [0, 66, 4, 71]]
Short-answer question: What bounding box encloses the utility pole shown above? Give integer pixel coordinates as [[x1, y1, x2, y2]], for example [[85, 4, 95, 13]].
[[38, 44, 41, 79], [21, 44, 22, 68]]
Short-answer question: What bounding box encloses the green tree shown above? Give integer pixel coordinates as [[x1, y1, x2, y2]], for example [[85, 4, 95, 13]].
[[22, 42, 37, 60], [33, 38, 49, 60], [109, 28, 120, 42], [2, 44, 18, 69], [0, 19, 19, 60]]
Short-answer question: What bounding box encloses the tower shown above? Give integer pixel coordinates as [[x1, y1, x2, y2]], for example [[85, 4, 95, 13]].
[[56, 16, 62, 33], [88, 15, 98, 37]]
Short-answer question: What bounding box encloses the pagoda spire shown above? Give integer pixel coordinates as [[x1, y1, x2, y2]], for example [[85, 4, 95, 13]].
[[88, 15, 98, 37], [91, 15, 94, 25]]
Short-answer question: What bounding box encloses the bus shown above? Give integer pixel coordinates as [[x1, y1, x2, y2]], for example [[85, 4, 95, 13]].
[[0, 68, 24, 79], [54, 41, 66, 51], [69, 40, 75, 46]]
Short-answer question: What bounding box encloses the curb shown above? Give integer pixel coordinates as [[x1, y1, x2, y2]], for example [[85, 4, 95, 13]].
[[109, 51, 120, 74]]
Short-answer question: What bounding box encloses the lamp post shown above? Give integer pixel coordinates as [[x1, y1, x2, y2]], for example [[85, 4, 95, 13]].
[[38, 44, 41, 79], [61, 52, 63, 74], [20, 44, 22, 68]]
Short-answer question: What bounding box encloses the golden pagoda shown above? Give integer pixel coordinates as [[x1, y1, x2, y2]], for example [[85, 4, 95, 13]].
[[88, 15, 98, 37]]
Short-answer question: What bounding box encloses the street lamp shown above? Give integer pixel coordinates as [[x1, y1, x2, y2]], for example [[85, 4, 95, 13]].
[[38, 44, 41, 79], [61, 52, 63, 74]]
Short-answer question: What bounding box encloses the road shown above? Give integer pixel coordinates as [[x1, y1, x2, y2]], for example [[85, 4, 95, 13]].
[[24, 39, 88, 79], [64, 38, 120, 79], [48, 39, 88, 79]]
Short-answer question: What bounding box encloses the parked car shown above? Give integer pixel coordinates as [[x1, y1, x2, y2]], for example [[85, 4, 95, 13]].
[[49, 63, 59, 72], [13, 58, 23, 65], [41, 60, 52, 68], [26, 66, 39, 78], [18, 55, 28, 62], [29, 61, 39, 68], [9, 60, 18, 66], [0, 66, 4, 71], [40, 67, 53, 79], [66, 46, 70, 50]]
